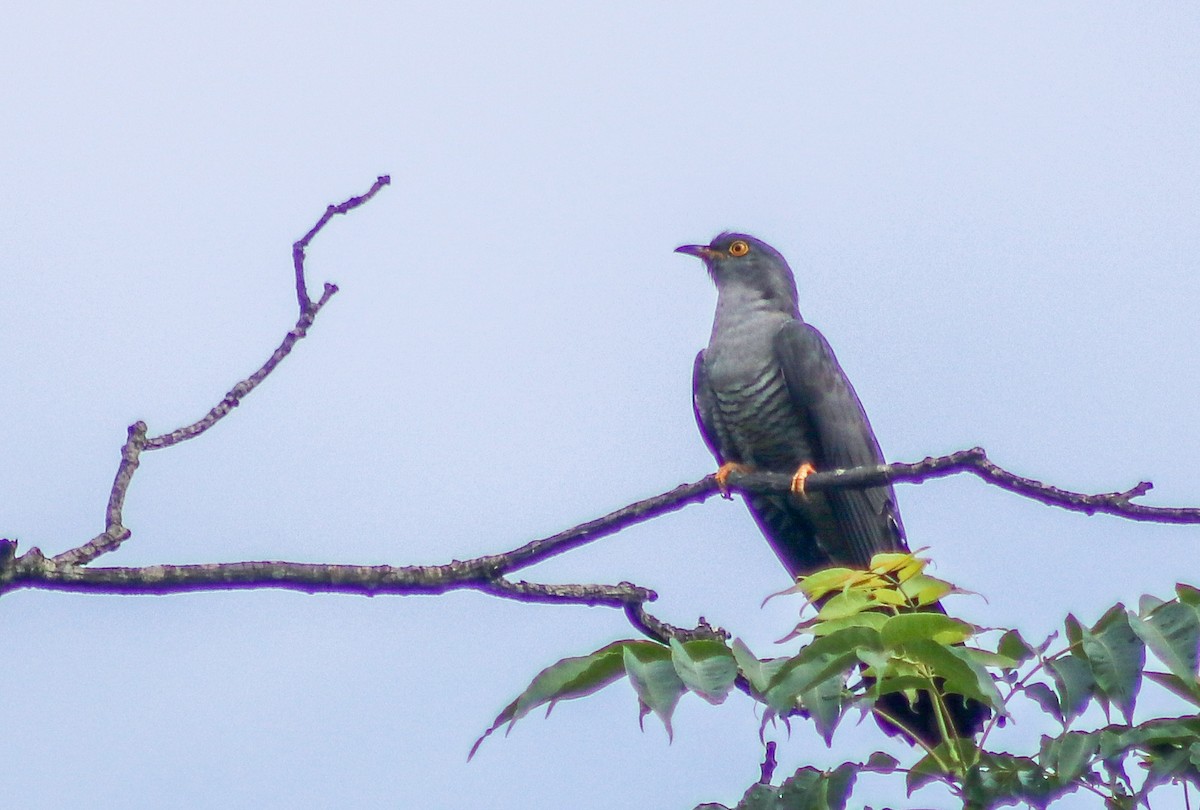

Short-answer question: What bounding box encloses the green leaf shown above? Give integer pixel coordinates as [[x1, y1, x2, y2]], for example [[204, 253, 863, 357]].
[[1033, 630, 1059, 656], [1139, 593, 1166, 616], [864, 751, 899, 772], [1039, 730, 1099, 783], [1064, 613, 1084, 655], [898, 574, 954, 607], [1095, 718, 1200, 801], [1098, 752, 1131, 800], [880, 613, 974, 648], [900, 640, 1006, 711], [744, 763, 857, 810], [854, 647, 892, 675], [807, 612, 888, 637], [998, 629, 1035, 666], [717, 765, 860, 810], [1178, 583, 1200, 608], [944, 644, 1008, 713], [801, 672, 846, 745], [727, 783, 774, 810], [765, 627, 881, 714], [1081, 605, 1145, 723], [1109, 716, 1200, 749], [956, 647, 1018, 670], [963, 752, 1057, 808], [1140, 744, 1200, 797], [1047, 655, 1095, 724], [872, 673, 942, 698], [816, 588, 874, 621], [1022, 681, 1062, 722], [797, 567, 860, 602], [868, 587, 909, 607], [906, 750, 946, 795], [623, 643, 686, 738], [1095, 717, 1200, 803], [731, 639, 788, 696], [1129, 602, 1200, 684], [670, 638, 738, 705], [905, 740, 978, 794], [869, 550, 924, 576], [470, 640, 629, 758]]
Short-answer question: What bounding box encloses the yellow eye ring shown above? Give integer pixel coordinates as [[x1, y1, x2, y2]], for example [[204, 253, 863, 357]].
[[728, 240, 750, 257]]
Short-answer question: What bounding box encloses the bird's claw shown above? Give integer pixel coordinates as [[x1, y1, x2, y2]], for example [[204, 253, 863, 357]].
[[790, 463, 817, 497], [715, 462, 752, 499]]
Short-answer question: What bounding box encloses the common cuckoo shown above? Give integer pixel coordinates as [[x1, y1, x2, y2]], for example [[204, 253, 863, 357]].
[[678, 232, 987, 743]]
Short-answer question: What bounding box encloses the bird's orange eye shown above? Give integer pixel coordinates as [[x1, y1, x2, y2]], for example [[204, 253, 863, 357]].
[[728, 240, 750, 257]]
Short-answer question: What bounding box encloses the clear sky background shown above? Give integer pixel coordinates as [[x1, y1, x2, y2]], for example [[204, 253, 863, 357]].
[[3, 4, 1198, 808]]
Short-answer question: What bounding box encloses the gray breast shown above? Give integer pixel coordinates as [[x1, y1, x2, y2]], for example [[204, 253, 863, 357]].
[[704, 315, 816, 471]]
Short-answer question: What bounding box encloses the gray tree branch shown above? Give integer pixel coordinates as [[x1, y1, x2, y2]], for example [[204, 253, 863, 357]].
[[5, 174, 1196, 650]]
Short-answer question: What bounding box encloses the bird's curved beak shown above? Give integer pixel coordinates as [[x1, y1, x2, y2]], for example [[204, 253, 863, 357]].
[[675, 244, 718, 260]]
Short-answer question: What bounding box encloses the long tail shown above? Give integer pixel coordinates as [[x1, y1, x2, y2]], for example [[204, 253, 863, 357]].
[[745, 495, 992, 745], [875, 689, 990, 746]]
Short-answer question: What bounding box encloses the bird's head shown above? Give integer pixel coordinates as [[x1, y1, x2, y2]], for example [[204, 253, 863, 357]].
[[675, 232, 799, 313]]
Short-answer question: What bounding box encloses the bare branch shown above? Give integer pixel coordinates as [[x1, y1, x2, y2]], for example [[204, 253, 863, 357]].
[[480, 577, 654, 607], [147, 175, 390, 453], [292, 175, 390, 313], [143, 282, 339, 451], [48, 178, 391, 568], [477, 449, 1199, 581], [54, 421, 146, 566], [624, 602, 728, 645], [14, 174, 1196, 657], [12, 551, 488, 596], [15, 448, 1197, 602], [7, 549, 671, 625], [726, 447, 1200, 525], [5, 542, 713, 646], [432, 448, 1200, 587], [475, 479, 716, 575]]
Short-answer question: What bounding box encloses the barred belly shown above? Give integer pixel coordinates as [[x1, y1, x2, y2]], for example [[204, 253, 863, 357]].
[[711, 365, 815, 472]]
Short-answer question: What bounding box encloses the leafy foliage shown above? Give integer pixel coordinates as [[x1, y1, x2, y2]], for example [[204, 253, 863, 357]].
[[474, 555, 1200, 808]]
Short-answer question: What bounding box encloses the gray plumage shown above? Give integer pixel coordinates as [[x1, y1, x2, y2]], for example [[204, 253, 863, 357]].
[[677, 232, 988, 745], [679, 232, 905, 576]]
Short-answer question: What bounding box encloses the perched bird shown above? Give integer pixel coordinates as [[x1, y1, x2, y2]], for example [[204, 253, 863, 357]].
[[677, 232, 986, 743]]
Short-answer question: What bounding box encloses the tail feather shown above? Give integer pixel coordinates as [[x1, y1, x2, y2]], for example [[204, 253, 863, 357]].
[[875, 689, 990, 746], [743, 493, 992, 746]]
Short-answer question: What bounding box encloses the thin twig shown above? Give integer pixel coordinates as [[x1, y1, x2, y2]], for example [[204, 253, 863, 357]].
[[143, 282, 340, 451], [46, 178, 391, 569], [728, 448, 1200, 524], [480, 576, 654, 607], [54, 421, 147, 566], [759, 740, 778, 784], [476, 479, 716, 575], [624, 601, 728, 644], [148, 176, 389, 452], [293, 175, 390, 312]]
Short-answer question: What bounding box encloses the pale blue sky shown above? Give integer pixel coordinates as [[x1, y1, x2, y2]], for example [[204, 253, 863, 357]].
[[3, 4, 1198, 808]]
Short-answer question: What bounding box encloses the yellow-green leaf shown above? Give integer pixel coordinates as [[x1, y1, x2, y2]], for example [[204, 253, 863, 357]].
[[881, 613, 974, 649], [899, 574, 954, 606], [818, 589, 874, 621]]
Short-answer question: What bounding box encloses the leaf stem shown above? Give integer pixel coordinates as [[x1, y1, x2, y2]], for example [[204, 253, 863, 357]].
[[870, 705, 948, 772]]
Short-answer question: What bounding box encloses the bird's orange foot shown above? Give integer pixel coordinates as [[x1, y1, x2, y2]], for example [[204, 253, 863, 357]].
[[714, 462, 752, 499], [790, 463, 817, 497]]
